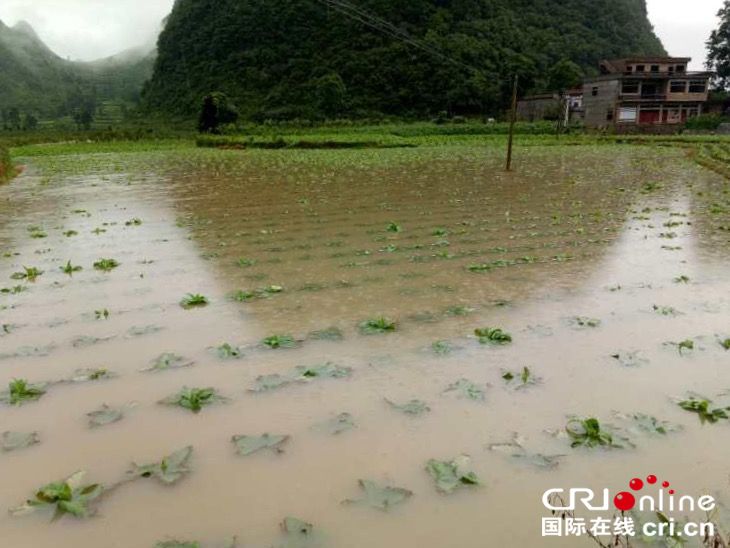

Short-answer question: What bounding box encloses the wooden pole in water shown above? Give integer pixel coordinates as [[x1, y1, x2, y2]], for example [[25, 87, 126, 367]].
[[506, 74, 518, 172]]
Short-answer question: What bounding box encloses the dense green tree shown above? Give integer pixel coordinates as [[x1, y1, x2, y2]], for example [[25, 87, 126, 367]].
[[198, 92, 239, 133], [548, 59, 584, 93], [707, 0, 730, 90], [143, 0, 665, 120]]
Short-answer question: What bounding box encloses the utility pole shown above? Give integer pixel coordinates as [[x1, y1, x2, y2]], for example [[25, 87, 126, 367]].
[[506, 74, 518, 172]]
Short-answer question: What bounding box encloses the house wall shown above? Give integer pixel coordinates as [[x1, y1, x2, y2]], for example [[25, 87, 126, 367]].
[[583, 80, 619, 129]]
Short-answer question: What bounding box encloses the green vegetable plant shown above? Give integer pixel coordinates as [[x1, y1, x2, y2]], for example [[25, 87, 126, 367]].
[[93, 258, 120, 272], [475, 327, 512, 344], [180, 293, 209, 309], [160, 387, 226, 413], [565, 417, 620, 448], [10, 471, 103, 520], [1, 379, 47, 405], [128, 446, 193, 485], [262, 334, 296, 349], [425, 456, 479, 494], [678, 398, 730, 424], [11, 266, 43, 281], [61, 261, 82, 275], [359, 317, 396, 334]]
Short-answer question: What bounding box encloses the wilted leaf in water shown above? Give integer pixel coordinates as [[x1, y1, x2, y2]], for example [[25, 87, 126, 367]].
[[618, 413, 681, 436], [2, 431, 40, 452], [160, 387, 227, 413], [294, 362, 352, 381], [501, 367, 540, 389], [249, 374, 291, 393], [610, 351, 649, 368], [67, 368, 115, 383], [72, 335, 115, 348], [443, 379, 485, 401], [10, 471, 103, 520], [142, 353, 194, 373], [385, 398, 430, 416], [0, 379, 47, 405], [342, 479, 413, 511], [214, 343, 243, 359], [307, 326, 344, 341], [315, 413, 355, 435], [87, 404, 124, 428], [126, 325, 164, 337], [425, 456, 480, 494], [231, 433, 290, 456], [280, 517, 316, 548], [431, 340, 452, 355], [570, 316, 601, 328], [129, 446, 193, 485]]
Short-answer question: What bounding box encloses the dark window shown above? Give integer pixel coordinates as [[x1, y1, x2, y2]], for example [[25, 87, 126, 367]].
[[670, 81, 687, 93], [622, 81, 640, 94], [636, 65, 645, 72], [676, 65, 686, 73], [607, 109, 614, 121], [592, 86, 599, 96], [651, 65, 660, 72], [689, 80, 707, 93], [626, 65, 633, 72], [668, 66, 675, 73]]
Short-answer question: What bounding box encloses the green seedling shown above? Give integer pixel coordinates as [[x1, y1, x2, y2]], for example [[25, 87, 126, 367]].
[[720, 338, 730, 351], [475, 327, 512, 344], [565, 418, 618, 448], [1, 379, 47, 405], [677, 339, 694, 354], [160, 387, 226, 413], [61, 261, 82, 275], [11, 266, 43, 281], [93, 258, 119, 272], [262, 334, 296, 349], [653, 305, 680, 316], [674, 275, 690, 283], [678, 399, 730, 424], [386, 222, 402, 233], [359, 317, 396, 334], [571, 316, 601, 328], [94, 309, 109, 320], [180, 293, 209, 309], [67, 368, 114, 383], [28, 226, 47, 239], [9, 471, 103, 520], [230, 289, 256, 302], [431, 340, 452, 355], [425, 456, 479, 494], [63, 230, 78, 237], [502, 367, 539, 389], [125, 218, 142, 226], [236, 258, 256, 267]]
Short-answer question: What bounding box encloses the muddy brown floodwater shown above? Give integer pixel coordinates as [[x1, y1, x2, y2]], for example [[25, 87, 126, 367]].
[[0, 145, 729, 548]]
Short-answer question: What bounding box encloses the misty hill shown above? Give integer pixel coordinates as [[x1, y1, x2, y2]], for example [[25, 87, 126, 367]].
[[0, 19, 155, 122], [143, 0, 666, 120]]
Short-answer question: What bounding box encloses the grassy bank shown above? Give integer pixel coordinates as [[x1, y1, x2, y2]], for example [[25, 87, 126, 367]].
[[0, 144, 15, 182]]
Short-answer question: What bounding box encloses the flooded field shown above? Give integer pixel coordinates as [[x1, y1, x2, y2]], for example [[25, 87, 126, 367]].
[[1, 143, 729, 548]]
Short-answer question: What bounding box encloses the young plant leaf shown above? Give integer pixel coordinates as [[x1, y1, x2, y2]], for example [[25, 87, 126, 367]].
[[342, 479, 413, 511], [128, 446, 193, 485], [160, 387, 227, 413], [474, 327, 512, 344], [1, 379, 47, 405], [2, 431, 40, 452], [385, 398, 430, 416], [10, 471, 103, 520], [142, 353, 194, 372], [425, 456, 480, 494], [87, 404, 124, 428], [231, 433, 290, 456], [443, 379, 485, 401], [358, 317, 396, 334]]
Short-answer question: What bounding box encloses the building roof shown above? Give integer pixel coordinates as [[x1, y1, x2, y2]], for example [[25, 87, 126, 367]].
[[600, 57, 692, 73]]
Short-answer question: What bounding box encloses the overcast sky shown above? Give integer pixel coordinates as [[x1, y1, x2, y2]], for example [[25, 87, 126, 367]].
[[0, 0, 724, 66]]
